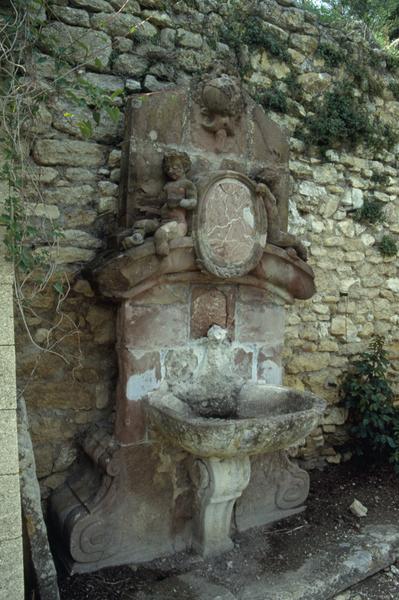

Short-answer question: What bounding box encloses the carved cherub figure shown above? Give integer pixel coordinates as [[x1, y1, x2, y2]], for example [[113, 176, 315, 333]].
[[200, 73, 245, 153], [154, 151, 198, 257], [121, 218, 159, 249], [256, 182, 307, 261]]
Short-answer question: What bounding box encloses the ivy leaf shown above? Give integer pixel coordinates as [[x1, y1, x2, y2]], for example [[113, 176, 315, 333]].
[[53, 281, 64, 295], [106, 106, 121, 122], [110, 88, 124, 100], [77, 120, 93, 138]]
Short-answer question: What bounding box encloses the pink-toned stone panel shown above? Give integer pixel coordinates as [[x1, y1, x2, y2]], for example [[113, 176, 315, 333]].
[[122, 303, 189, 349], [236, 300, 285, 345]]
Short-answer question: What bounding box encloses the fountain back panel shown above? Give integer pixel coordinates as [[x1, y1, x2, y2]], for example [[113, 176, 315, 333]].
[[50, 74, 324, 573]]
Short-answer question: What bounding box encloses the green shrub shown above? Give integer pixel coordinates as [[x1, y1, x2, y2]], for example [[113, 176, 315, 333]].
[[303, 84, 371, 152], [317, 42, 347, 67], [388, 80, 399, 100], [256, 86, 288, 113], [341, 336, 399, 471], [219, 5, 290, 62], [284, 72, 303, 102], [371, 171, 389, 186], [378, 234, 398, 257], [386, 51, 399, 72], [302, 83, 395, 154], [354, 199, 385, 224]]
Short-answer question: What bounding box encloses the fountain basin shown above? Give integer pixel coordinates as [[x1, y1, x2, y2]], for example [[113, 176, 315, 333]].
[[147, 383, 326, 459]]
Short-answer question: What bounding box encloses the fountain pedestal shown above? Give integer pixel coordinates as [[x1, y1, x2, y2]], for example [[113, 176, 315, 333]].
[[191, 457, 251, 556]]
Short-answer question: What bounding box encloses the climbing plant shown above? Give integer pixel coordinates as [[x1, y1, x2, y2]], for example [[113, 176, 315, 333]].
[[0, 0, 124, 368]]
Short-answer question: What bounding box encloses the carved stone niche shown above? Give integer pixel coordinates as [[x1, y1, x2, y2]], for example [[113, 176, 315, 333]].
[[193, 171, 267, 278]]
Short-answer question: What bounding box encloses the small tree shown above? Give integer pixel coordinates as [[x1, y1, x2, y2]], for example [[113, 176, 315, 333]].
[[340, 336, 399, 471]]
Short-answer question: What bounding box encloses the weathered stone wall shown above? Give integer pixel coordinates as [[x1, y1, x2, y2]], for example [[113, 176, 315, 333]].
[[17, 0, 399, 490]]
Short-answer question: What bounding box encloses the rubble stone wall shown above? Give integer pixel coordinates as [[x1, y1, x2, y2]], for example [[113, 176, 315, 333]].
[[16, 0, 399, 492]]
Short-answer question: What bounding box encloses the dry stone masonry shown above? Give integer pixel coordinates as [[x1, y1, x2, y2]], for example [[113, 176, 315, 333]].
[[17, 0, 399, 509]]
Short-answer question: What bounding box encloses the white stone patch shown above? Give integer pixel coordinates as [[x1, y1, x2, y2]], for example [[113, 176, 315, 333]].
[[243, 206, 254, 228], [387, 278, 399, 293], [341, 188, 363, 209], [258, 360, 282, 385], [339, 278, 360, 294], [127, 368, 160, 401], [149, 130, 158, 141], [298, 181, 326, 198], [360, 233, 375, 247]]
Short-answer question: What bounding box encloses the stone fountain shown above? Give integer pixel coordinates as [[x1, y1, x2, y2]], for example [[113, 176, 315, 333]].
[[51, 72, 325, 573]]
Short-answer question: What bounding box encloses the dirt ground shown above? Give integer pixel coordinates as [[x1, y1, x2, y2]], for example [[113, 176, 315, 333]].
[[59, 460, 399, 600]]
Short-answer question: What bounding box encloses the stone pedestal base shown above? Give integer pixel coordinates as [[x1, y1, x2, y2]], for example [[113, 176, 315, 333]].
[[190, 457, 251, 557], [50, 428, 309, 573]]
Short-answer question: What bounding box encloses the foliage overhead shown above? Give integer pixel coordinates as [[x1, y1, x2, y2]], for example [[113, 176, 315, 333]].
[[301, 0, 399, 47]]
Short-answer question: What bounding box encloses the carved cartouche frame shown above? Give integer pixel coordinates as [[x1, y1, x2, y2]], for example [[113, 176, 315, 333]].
[[192, 171, 268, 279]]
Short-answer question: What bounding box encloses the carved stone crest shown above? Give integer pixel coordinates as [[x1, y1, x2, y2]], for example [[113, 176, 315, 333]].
[[193, 171, 267, 278]]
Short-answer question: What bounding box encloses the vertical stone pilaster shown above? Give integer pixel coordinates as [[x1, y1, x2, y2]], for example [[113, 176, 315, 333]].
[[0, 183, 24, 598]]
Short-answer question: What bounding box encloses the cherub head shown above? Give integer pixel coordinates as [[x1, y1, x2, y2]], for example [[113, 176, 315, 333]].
[[201, 73, 244, 119], [163, 151, 191, 181]]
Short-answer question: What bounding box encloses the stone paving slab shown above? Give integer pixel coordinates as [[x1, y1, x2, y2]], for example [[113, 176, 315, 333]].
[[123, 572, 236, 600], [126, 525, 399, 600]]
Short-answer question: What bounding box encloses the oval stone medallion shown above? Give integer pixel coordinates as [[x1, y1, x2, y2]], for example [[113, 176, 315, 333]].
[[193, 171, 267, 278]]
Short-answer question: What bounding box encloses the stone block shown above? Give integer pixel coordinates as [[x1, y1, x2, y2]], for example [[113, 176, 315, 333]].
[[257, 347, 282, 384], [0, 410, 19, 475], [0, 474, 22, 542], [51, 6, 91, 27], [191, 287, 228, 339], [322, 406, 348, 426], [91, 12, 142, 37], [176, 29, 203, 48], [134, 284, 188, 305], [61, 230, 103, 249], [45, 246, 96, 265], [25, 203, 60, 220], [86, 304, 116, 344], [0, 250, 13, 286], [164, 348, 199, 384], [0, 346, 16, 410], [125, 351, 162, 401], [233, 347, 253, 380], [71, 0, 113, 10], [0, 284, 14, 346], [236, 301, 285, 345], [33, 139, 106, 167], [24, 382, 96, 410], [39, 22, 112, 70], [113, 53, 149, 77], [0, 537, 24, 600], [128, 90, 187, 146], [286, 352, 330, 374], [122, 303, 189, 349]]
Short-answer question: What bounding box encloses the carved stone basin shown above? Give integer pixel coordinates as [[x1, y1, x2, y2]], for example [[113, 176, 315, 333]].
[[147, 383, 326, 459], [147, 383, 325, 557]]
